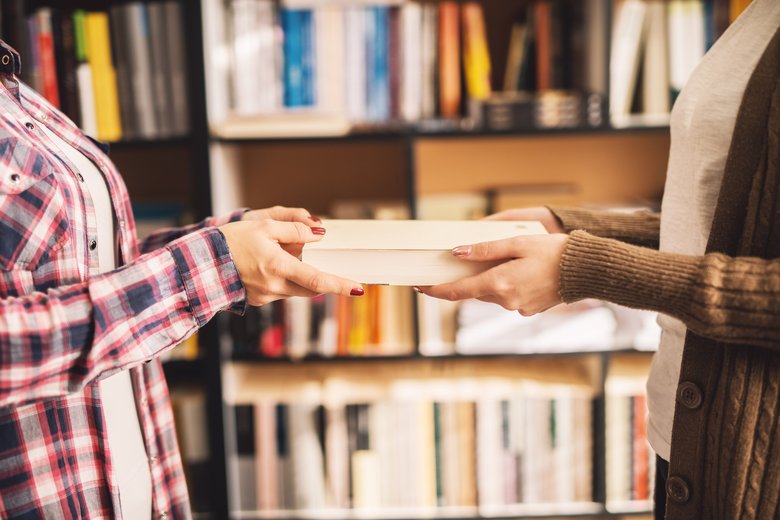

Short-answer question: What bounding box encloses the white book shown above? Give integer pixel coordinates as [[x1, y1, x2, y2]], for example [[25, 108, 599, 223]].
[[315, 5, 346, 115], [301, 219, 547, 286], [667, 0, 706, 97], [76, 64, 98, 137], [345, 6, 367, 122], [231, 0, 266, 115], [609, 0, 647, 122], [400, 2, 423, 121], [124, 3, 158, 137], [642, 0, 670, 115], [420, 3, 437, 119], [476, 399, 504, 509], [288, 402, 327, 509]]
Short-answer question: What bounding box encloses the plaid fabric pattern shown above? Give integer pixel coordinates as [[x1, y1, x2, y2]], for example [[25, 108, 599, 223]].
[[0, 41, 246, 519]]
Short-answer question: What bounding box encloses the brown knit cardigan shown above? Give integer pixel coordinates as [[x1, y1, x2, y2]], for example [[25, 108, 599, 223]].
[[551, 27, 780, 520]]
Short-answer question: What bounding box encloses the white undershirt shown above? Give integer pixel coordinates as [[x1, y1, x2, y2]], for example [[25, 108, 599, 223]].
[[648, 0, 780, 461], [38, 122, 153, 518]]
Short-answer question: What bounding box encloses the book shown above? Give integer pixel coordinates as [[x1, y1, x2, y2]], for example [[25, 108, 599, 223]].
[[123, 3, 157, 138], [461, 2, 491, 102], [85, 11, 122, 141], [73, 11, 98, 137], [437, 2, 460, 118], [163, 1, 190, 135], [608, 0, 647, 122], [301, 219, 547, 286]]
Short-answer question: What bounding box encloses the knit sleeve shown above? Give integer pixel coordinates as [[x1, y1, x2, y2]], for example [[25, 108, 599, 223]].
[[559, 230, 780, 349], [549, 206, 660, 249]]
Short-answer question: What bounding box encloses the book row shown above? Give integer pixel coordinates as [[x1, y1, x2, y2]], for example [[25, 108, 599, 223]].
[[606, 392, 656, 506], [227, 393, 598, 514], [219, 0, 608, 132], [15, 4, 189, 142], [229, 287, 415, 359]]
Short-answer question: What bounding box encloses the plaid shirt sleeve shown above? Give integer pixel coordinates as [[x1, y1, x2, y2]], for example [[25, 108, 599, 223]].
[[139, 209, 249, 254], [0, 227, 245, 408]]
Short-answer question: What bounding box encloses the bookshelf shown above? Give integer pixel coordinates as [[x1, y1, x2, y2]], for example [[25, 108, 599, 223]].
[[0, 0, 741, 518]]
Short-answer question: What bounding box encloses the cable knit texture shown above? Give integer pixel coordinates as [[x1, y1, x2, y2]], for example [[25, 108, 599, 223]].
[[556, 27, 780, 519]]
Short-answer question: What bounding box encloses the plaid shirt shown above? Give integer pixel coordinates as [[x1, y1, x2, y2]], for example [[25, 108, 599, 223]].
[[0, 41, 246, 518]]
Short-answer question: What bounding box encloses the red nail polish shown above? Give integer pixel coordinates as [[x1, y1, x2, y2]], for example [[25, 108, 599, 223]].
[[312, 227, 326, 235], [350, 288, 365, 296], [310, 215, 322, 223]]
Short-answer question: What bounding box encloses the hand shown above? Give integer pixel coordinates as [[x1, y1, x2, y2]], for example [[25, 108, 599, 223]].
[[241, 206, 321, 257], [219, 219, 363, 306], [484, 206, 565, 234], [417, 233, 569, 316]]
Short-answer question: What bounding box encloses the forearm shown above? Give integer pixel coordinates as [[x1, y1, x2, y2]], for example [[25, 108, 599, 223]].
[[549, 206, 661, 249], [0, 228, 245, 407], [560, 230, 780, 348], [140, 208, 248, 253]]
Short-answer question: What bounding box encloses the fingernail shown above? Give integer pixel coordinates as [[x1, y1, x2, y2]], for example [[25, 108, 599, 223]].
[[311, 227, 326, 235], [413, 286, 422, 293], [350, 288, 365, 296], [309, 215, 322, 223], [452, 245, 471, 257]]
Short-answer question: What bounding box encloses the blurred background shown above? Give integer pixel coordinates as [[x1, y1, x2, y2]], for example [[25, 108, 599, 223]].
[[0, 0, 748, 518]]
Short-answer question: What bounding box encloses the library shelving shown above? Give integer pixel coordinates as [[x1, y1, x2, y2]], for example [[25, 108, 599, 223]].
[[0, 0, 744, 518]]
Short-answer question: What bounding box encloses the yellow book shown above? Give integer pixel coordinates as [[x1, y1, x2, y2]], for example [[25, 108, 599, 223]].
[[462, 2, 491, 101], [85, 12, 122, 142]]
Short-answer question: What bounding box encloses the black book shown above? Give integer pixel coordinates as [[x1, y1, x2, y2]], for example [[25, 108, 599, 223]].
[[52, 9, 80, 127]]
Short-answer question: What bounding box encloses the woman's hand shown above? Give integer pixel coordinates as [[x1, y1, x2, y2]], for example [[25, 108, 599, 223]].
[[484, 206, 565, 234], [219, 219, 364, 306], [241, 206, 321, 257], [417, 233, 569, 316]]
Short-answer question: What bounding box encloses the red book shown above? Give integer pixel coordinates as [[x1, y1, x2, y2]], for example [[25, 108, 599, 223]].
[[438, 1, 461, 118], [632, 394, 649, 500], [534, 1, 552, 91], [37, 10, 61, 107]]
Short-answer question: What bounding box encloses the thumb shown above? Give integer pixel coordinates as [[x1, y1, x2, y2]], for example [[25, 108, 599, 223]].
[[452, 236, 525, 261]]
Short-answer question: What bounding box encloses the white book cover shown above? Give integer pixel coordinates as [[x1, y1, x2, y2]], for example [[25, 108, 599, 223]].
[[315, 5, 347, 116], [324, 405, 350, 508], [288, 402, 327, 509], [420, 3, 437, 119], [400, 2, 423, 121], [642, 0, 670, 115], [301, 219, 547, 285], [667, 0, 706, 96], [345, 6, 367, 122], [124, 3, 158, 137], [231, 0, 265, 115], [202, 0, 232, 124], [76, 64, 98, 137], [476, 399, 504, 509], [609, 0, 647, 121]]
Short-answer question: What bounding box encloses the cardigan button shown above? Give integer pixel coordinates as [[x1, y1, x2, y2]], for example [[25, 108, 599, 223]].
[[677, 382, 703, 409], [666, 476, 691, 503]]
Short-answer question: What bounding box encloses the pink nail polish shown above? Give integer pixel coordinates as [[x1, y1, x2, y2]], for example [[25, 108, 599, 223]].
[[452, 245, 471, 257], [312, 227, 326, 235], [351, 288, 365, 296]]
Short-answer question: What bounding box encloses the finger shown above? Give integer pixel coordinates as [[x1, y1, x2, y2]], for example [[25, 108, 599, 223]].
[[264, 206, 321, 224], [263, 220, 326, 245], [279, 254, 364, 296], [452, 237, 524, 262], [483, 210, 525, 221], [417, 272, 492, 301]]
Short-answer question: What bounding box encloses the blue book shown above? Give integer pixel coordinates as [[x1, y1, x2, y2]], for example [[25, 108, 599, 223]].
[[366, 6, 390, 121], [300, 10, 315, 106], [282, 9, 315, 107]]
